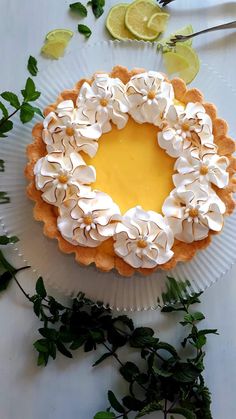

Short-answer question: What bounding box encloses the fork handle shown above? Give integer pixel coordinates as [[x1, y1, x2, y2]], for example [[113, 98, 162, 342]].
[[188, 20, 236, 38]]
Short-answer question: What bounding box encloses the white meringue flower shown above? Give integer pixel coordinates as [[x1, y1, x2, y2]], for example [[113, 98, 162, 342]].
[[76, 74, 129, 133], [162, 181, 226, 243], [34, 152, 96, 206], [43, 105, 102, 158], [174, 147, 229, 189], [158, 103, 214, 158], [125, 71, 174, 125], [114, 206, 174, 268], [57, 191, 121, 247]]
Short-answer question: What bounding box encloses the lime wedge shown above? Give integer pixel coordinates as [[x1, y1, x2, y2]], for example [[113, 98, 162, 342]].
[[147, 12, 169, 33], [158, 24, 194, 52], [175, 44, 200, 84], [46, 28, 74, 42], [106, 3, 136, 40], [125, 0, 162, 41], [163, 52, 189, 75], [41, 40, 68, 59]]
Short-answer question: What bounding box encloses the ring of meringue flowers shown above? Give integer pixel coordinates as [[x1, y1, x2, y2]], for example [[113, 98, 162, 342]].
[[31, 69, 235, 271]]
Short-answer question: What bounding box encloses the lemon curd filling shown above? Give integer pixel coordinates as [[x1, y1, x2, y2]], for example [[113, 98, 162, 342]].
[[84, 118, 175, 214]]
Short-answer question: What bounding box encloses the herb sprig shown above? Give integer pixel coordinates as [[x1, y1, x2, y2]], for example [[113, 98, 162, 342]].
[[0, 76, 43, 138], [0, 238, 217, 419]]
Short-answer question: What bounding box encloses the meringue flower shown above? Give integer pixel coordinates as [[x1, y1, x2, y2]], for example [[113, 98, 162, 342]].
[[76, 74, 129, 133], [158, 103, 214, 158], [34, 152, 96, 206], [114, 206, 174, 268], [43, 105, 102, 158], [125, 71, 174, 125], [162, 182, 226, 243], [57, 191, 121, 247], [174, 147, 229, 189]]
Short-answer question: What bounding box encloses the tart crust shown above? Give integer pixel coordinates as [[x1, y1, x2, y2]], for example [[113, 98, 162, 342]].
[[25, 66, 236, 277]]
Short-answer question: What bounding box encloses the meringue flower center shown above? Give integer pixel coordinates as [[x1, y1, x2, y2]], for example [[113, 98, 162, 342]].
[[65, 127, 75, 136], [137, 239, 147, 249], [100, 98, 108, 107], [84, 118, 175, 214], [189, 208, 199, 218], [147, 90, 156, 100], [200, 165, 209, 175], [84, 215, 93, 225], [181, 122, 191, 132], [58, 174, 69, 184]]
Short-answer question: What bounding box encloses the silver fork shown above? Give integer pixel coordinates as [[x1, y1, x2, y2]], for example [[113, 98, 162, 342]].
[[167, 20, 236, 47]]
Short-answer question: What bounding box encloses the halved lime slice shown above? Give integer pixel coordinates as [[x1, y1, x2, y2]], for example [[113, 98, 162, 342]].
[[163, 52, 189, 75], [106, 3, 136, 40], [147, 12, 169, 33], [158, 24, 194, 52], [41, 40, 68, 59], [46, 28, 74, 42], [125, 0, 161, 41], [175, 44, 200, 84]]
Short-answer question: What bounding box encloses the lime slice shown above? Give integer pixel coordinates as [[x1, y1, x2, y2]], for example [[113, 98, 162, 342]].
[[147, 12, 169, 33], [175, 44, 200, 84], [163, 52, 189, 75], [41, 40, 68, 59], [125, 0, 162, 41], [106, 3, 136, 40], [46, 28, 74, 42], [158, 24, 194, 52]]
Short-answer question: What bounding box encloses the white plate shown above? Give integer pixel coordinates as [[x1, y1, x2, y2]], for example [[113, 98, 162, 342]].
[[0, 40, 236, 311]]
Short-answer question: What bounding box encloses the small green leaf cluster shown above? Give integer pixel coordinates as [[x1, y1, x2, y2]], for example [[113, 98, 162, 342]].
[[0, 76, 42, 138], [69, 0, 105, 39]]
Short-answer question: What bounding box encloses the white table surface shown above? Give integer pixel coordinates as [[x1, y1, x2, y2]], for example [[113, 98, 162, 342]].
[[1, 0, 236, 418]]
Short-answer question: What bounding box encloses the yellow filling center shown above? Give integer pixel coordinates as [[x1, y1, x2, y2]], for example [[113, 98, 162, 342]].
[[84, 119, 174, 214], [189, 208, 199, 218], [200, 165, 209, 175], [147, 90, 156, 100], [84, 215, 93, 225], [100, 98, 108, 107], [137, 239, 147, 249], [182, 122, 190, 132]]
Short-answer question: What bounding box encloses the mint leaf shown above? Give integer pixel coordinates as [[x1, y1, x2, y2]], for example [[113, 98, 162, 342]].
[[0, 160, 4, 172], [169, 407, 197, 419], [0, 119, 13, 137], [20, 103, 35, 123], [0, 192, 10, 204], [27, 55, 38, 77], [0, 235, 19, 245], [88, 0, 105, 18], [70, 2, 87, 17], [78, 24, 92, 38], [136, 402, 163, 417], [1, 92, 20, 109], [21, 78, 41, 102], [108, 391, 125, 414], [0, 101, 8, 118], [36, 277, 47, 299], [94, 413, 115, 419]]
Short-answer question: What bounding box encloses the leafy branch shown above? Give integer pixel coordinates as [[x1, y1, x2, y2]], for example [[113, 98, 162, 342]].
[[0, 238, 217, 419]]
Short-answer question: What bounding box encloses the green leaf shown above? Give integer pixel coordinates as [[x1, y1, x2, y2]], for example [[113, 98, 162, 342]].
[[122, 396, 144, 411], [108, 391, 125, 414], [0, 235, 19, 245], [70, 2, 87, 16], [56, 341, 73, 358], [93, 352, 112, 367], [36, 277, 47, 298], [130, 327, 156, 348], [155, 341, 179, 358], [0, 192, 10, 204], [0, 92, 20, 109], [70, 336, 87, 350], [78, 24, 92, 39], [90, 329, 105, 343], [39, 327, 58, 341], [0, 249, 16, 272], [94, 412, 115, 419], [198, 329, 218, 336], [34, 338, 49, 353], [136, 402, 163, 418], [0, 119, 13, 137], [0, 102, 8, 118], [33, 298, 42, 317], [37, 352, 48, 366], [113, 315, 134, 331], [174, 363, 201, 383], [0, 160, 5, 172], [21, 78, 41, 102], [0, 271, 13, 292], [152, 365, 173, 377], [183, 312, 205, 325], [120, 362, 140, 383], [27, 56, 38, 77], [169, 407, 197, 419], [20, 103, 35, 123], [88, 0, 105, 18]]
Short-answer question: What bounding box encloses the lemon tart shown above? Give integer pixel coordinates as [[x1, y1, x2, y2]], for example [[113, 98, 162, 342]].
[[25, 66, 236, 277]]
